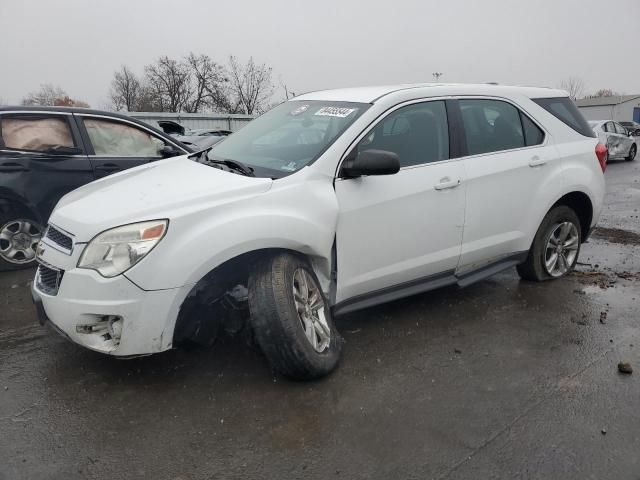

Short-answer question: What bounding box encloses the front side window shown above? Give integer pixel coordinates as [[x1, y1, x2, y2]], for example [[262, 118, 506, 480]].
[[459, 99, 525, 155], [0, 115, 75, 152], [83, 118, 165, 157], [209, 101, 368, 177], [356, 101, 449, 167]]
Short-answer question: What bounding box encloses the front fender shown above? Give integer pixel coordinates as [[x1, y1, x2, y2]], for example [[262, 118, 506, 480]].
[[125, 178, 339, 291]]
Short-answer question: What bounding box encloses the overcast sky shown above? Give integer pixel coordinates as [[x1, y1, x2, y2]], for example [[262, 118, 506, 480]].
[[1, 0, 639, 108]]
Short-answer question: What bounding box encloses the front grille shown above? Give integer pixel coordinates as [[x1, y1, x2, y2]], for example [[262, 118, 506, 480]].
[[45, 225, 73, 252], [36, 264, 65, 296]]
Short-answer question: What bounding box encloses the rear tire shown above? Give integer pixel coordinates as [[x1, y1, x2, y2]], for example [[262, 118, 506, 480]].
[[0, 206, 43, 271], [626, 144, 636, 162], [517, 206, 582, 282], [248, 253, 342, 380]]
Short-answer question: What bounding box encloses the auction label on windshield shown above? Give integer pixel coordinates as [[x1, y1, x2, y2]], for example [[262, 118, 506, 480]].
[[314, 106, 356, 118]]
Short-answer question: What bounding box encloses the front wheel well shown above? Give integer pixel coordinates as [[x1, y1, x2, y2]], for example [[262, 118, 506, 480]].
[[172, 248, 321, 347], [551, 191, 593, 241]]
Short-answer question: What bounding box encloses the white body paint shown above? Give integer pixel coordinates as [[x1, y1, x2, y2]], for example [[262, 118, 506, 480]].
[[33, 84, 606, 356]]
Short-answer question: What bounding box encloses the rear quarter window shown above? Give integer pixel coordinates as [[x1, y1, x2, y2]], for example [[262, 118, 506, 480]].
[[532, 97, 595, 138]]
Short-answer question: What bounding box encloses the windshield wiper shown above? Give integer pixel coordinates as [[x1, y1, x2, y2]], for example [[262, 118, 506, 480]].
[[206, 157, 255, 177]]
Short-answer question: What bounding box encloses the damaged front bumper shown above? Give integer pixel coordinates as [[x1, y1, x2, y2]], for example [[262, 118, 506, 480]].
[[32, 264, 192, 357]]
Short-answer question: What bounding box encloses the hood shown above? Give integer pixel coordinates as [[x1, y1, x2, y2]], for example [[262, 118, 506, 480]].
[[51, 156, 272, 241]]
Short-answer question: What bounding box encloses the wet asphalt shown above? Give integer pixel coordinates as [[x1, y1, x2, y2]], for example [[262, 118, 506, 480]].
[[1, 159, 639, 480]]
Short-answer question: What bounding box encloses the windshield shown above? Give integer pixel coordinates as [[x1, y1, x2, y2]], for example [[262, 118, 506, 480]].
[[208, 100, 368, 177]]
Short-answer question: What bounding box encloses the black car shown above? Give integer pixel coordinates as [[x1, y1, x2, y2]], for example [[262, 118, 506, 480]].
[[0, 106, 191, 270]]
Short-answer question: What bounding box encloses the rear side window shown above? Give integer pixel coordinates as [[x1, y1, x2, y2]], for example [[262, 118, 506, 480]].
[[0, 116, 75, 152], [357, 100, 449, 167], [459, 99, 525, 155], [520, 113, 545, 146], [532, 97, 595, 138], [614, 123, 627, 135]]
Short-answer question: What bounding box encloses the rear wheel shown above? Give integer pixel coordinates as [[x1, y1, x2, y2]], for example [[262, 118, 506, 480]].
[[248, 253, 342, 380], [626, 144, 637, 161], [0, 208, 43, 271], [517, 206, 581, 282]]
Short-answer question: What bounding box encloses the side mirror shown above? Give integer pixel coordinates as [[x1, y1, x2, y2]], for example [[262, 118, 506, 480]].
[[341, 149, 400, 179], [159, 145, 181, 158]]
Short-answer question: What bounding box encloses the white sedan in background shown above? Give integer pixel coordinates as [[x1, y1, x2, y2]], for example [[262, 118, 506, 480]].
[[589, 120, 637, 162]]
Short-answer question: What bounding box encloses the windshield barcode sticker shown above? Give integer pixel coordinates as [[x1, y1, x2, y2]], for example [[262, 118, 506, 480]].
[[314, 107, 356, 118]]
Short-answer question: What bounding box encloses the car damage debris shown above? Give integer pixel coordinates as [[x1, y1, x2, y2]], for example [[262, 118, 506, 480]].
[[617, 362, 633, 375]]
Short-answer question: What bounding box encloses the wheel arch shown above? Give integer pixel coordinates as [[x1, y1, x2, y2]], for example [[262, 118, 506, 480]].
[[171, 247, 330, 346], [550, 191, 593, 242]]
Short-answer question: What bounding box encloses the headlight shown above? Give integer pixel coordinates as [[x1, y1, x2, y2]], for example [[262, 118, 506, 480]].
[[78, 220, 168, 277]]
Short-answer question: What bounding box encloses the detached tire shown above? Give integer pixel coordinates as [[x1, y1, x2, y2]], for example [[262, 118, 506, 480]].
[[517, 206, 582, 282], [248, 253, 342, 380]]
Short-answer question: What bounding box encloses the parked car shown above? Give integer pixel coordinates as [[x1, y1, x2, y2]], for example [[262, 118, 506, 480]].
[[32, 84, 605, 379], [0, 106, 191, 270], [589, 120, 637, 162], [619, 121, 640, 137]]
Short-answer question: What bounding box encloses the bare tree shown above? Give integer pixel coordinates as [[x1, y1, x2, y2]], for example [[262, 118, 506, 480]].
[[184, 53, 229, 113], [110, 65, 142, 111], [226, 56, 274, 114], [280, 77, 296, 100], [144, 56, 192, 112], [559, 77, 585, 100], [22, 84, 67, 106], [590, 88, 624, 98], [53, 96, 90, 108]]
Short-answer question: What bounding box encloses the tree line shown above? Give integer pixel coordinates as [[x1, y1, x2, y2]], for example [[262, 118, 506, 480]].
[[109, 53, 275, 114], [11, 53, 279, 114]]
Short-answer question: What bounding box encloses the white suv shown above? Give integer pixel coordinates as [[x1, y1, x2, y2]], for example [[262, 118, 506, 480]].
[[32, 84, 606, 379]]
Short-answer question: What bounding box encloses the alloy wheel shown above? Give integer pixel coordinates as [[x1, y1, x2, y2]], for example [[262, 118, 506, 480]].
[[292, 268, 330, 352], [544, 221, 579, 277], [0, 219, 42, 264]]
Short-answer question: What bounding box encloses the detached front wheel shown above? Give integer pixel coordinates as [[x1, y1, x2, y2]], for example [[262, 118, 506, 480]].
[[248, 253, 342, 380]]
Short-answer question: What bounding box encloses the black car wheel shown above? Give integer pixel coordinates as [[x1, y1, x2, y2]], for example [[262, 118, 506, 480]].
[[626, 144, 637, 162], [248, 253, 342, 380], [0, 209, 43, 271], [517, 206, 582, 282]]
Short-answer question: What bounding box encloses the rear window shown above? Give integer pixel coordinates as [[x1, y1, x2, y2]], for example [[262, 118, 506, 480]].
[[532, 97, 595, 138]]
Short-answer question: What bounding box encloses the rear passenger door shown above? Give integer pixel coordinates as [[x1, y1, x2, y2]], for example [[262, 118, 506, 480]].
[[76, 115, 174, 178], [613, 122, 634, 156], [456, 98, 564, 272], [0, 112, 94, 222]]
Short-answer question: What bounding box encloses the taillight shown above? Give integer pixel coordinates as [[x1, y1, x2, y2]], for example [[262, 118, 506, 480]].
[[595, 143, 607, 172]]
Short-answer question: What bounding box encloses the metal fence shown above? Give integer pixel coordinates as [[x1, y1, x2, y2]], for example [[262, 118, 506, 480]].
[[127, 111, 255, 132]]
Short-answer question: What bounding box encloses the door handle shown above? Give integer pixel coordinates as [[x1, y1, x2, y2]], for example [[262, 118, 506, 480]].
[[0, 162, 29, 173], [528, 156, 546, 167], [95, 163, 121, 172], [434, 177, 461, 190]]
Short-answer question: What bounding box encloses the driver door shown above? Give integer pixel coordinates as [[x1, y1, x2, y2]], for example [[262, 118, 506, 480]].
[[76, 115, 171, 178], [334, 100, 466, 307]]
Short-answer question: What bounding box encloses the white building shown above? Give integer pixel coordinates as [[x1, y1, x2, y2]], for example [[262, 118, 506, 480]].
[[576, 95, 640, 122]]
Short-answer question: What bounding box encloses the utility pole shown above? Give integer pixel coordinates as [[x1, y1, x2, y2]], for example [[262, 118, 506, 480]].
[[432, 72, 443, 82]]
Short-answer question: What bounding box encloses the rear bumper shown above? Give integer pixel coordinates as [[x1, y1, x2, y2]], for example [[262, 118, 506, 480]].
[[32, 267, 191, 356]]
